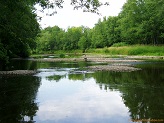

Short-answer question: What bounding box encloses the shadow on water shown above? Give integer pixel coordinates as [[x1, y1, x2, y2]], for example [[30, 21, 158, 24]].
[[0, 59, 38, 71], [0, 76, 41, 123]]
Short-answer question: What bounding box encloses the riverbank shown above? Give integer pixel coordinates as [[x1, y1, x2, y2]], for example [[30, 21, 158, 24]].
[[30, 54, 164, 72], [0, 70, 37, 76], [1, 54, 163, 75], [86, 45, 164, 56], [31, 53, 164, 62], [31, 55, 142, 62], [29, 54, 143, 72]]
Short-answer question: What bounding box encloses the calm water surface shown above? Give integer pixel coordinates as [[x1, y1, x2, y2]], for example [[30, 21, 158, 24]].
[[0, 60, 164, 123]]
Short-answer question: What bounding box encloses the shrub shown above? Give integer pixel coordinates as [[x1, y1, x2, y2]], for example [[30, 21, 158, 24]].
[[59, 53, 65, 58], [103, 47, 110, 53]]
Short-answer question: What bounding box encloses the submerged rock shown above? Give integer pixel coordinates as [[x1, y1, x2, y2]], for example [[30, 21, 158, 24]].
[[87, 65, 141, 72]]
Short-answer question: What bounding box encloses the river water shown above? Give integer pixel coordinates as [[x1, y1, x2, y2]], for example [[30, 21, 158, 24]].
[[0, 59, 163, 123]]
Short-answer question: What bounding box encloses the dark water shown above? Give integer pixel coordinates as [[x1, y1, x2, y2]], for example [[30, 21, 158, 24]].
[[0, 60, 164, 123]]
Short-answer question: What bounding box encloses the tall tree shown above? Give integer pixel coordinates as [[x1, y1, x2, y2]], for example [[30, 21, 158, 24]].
[[0, 1, 40, 59], [105, 16, 121, 46], [36, 26, 64, 52], [118, 0, 164, 45], [91, 19, 108, 48], [79, 27, 92, 52], [64, 27, 83, 50], [0, 0, 108, 64]]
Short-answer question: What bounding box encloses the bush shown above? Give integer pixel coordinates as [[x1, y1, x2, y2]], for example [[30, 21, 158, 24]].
[[128, 47, 146, 55], [103, 47, 110, 53], [59, 53, 65, 58]]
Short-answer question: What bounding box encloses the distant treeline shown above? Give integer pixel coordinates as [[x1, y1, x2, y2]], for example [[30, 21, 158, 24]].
[[36, 0, 164, 53]]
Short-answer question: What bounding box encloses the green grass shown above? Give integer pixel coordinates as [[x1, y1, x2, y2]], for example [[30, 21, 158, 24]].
[[86, 45, 164, 56], [32, 45, 164, 58], [111, 42, 128, 47]]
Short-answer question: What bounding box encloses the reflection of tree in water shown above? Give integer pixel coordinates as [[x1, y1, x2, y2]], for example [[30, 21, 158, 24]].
[[46, 75, 66, 82], [68, 72, 93, 81], [0, 60, 38, 71], [0, 76, 41, 123], [92, 66, 164, 121]]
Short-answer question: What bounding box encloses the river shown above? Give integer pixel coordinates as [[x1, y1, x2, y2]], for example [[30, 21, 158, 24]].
[[0, 59, 163, 123]]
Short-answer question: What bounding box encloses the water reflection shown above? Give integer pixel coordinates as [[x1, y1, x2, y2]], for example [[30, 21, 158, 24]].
[[35, 61, 164, 123], [0, 60, 164, 123], [35, 78, 129, 123], [92, 70, 164, 121], [0, 60, 38, 71], [0, 76, 41, 123]]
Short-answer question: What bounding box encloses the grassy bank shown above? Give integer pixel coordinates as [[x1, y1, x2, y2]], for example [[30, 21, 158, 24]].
[[86, 45, 164, 56], [31, 45, 164, 59]]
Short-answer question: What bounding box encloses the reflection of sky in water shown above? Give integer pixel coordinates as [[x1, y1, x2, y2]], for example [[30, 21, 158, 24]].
[[35, 70, 131, 123]]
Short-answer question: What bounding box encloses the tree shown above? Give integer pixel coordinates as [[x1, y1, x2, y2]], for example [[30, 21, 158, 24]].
[[78, 36, 88, 52], [76, 26, 91, 52], [105, 16, 121, 46], [64, 27, 83, 50], [91, 19, 108, 48], [0, 1, 40, 59], [0, 0, 108, 64], [36, 26, 64, 52], [36, 0, 109, 15], [118, 0, 164, 45], [36, 26, 91, 52]]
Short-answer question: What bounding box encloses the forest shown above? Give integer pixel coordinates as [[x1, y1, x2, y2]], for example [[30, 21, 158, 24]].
[[36, 0, 164, 53], [0, 0, 106, 63], [0, 0, 164, 62]]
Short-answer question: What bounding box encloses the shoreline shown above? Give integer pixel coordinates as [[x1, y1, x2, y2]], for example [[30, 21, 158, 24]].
[[0, 70, 37, 76], [1, 55, 163, 75]]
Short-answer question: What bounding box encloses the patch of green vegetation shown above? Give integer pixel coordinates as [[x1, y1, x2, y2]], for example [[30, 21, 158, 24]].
[[111, 42, 128, 47], [32, 45, 164, 60], [87, 45, 164, 56], [103, 47, 110, 53], [59, 54, 65, 58], [127, 45, 164, 56], [47, 75, 65, 82]]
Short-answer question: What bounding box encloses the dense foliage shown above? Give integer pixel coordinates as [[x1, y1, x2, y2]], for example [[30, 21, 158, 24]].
[[36, 0, 164, 53], [0, 0, 40, 63], [36, 26, 92, 53], [0, 0, 107, 64], [0, 0, 163, 62]]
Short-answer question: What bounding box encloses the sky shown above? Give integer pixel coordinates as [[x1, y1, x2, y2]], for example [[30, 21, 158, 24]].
[[37, 0, 127, 29]]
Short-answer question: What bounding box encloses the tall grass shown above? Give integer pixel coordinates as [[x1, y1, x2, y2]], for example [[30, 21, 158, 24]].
[[32, 45, 164, 57], [87, 45, 164, 56]]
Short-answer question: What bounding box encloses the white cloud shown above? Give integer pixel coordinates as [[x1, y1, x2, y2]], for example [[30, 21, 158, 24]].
[[35, 78, 129, 122], [37, 0, 127, 29]]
